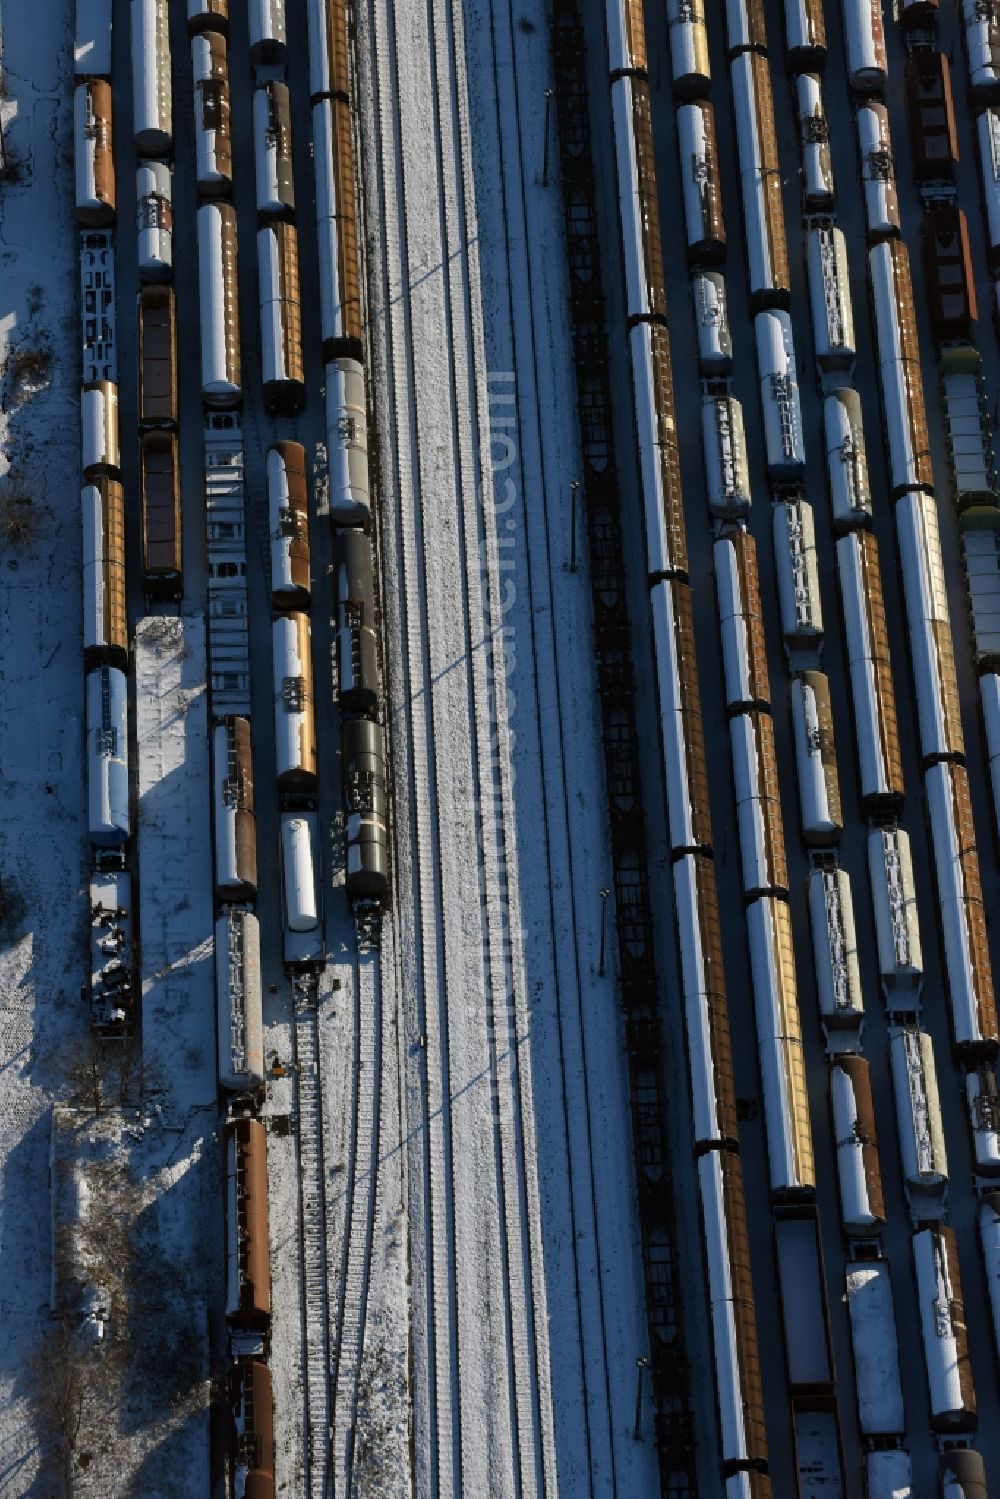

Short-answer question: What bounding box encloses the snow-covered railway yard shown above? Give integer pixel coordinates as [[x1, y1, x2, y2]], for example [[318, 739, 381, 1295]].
[[6, 0, 1000, 1495]]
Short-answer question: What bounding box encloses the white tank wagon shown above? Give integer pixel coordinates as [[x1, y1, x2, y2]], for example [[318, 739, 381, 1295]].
[[308, 0, 351, 101], [835, 530, 904, 811], [280, 811, 321, 939], [343, 718, 390, 903], [187, 0, 228, 36], [784, 0, 825, 71], [964, 0, 1000, 101], [650, 579, 712, 856], [701, 393, 751, 519], [896, 491, 964, 762], [867, 1451, 913, 1499], [258, 225, 304, 415], [696, 1150, 769, 1472], [823, 388, 871, 528], [858, 103, 900, 241], [806, 223, 854, 373], [74, 80, 115, 227], [216, 908, 264, 1093], [197, 201, 241, 407], [724, 0, 767, 56], [86, 665, 129, 846], [267, 442, 310, 607], [976, 109, 1000, 266], [136, 162, 172, 280], [81, 231, 117, 384], [808, 863, 864, 1032], [842, 0, 886, 92], [731, 709, 788, 897], [966, 1064, 1000, 1175], [212, 716, 257, 900], [630, 324, 686, 577], [672, 854, 739, 1148], [81, 380, 120, 479], [82, 478, 127, 666], [773, 497, 823, 650], [665, 0, 710, 99], [714, 528, 770, 711], [925, 762, 998, 1052], [869, 826, 923, 994], [131, 0, 171, 156], [192, 31, 232, 197], [791, 671, 841, 845], [326, 357, 370, 526], [755, 311, 805, 480], [272, 611, 317, 792], [747, 896, 815, 1196], [981, 1192, 1000, 1357], [250, 0, 286, 66], [75, 0, 112, 79], [732, 53, 790, 309], [677, 101, 726, 264], [313, 98, 363, 357], [88, 867, 134, 1031], [797, 75, 834, 210], [830, 1056, 885, 1235], [868, 240, 934, 496], [333, 531, 380, 716], [611, 77, 667, 324], [912, 1225, 977, 1433], [981, 672, 1000, 838], [692, 271, 732, 373], [844, 1261, 904, 1437], [939, 1450, 989, 1499], [254, 82, 295, 219], [891, 1027, 948, 1199]]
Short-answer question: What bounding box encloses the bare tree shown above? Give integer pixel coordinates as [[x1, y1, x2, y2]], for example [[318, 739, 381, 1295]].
[[25, 1317, 87, 1499]]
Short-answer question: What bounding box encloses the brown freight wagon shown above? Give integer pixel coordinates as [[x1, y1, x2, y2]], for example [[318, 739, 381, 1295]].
[[225, 1118, 271, 1330], [229, 1359, 274, 1499], [905, 51, 959, 183], [922, 205, 978, 342], [137, 285, 178, 427], [140, 431, 182, 598]]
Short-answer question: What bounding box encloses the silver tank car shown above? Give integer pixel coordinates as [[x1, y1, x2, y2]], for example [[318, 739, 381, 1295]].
[[187, 0, 229, 37], [87, 665, 129, 846], [267, 442, 310, 607], [192, 32, 232, 198], [258, 222, 305, 414], [216, 908, 264, 1093], [326, 358, 370, 526], [74, 80, 115, 227], [81, 380, 120, 479], [197, 201, 241, 407], [131, 0, 171, 156], [692, 271, 732, 373], [343, 718, 389, 903], [333, 531, 380, 715], [136, 161, 172, 280], [797, 75, 834, 209], [272, 612, 317, 791], [250, 0, 287, 66], [254, 82, 295, 218], [212, 716, 257, 900], [75, 0, 112, 79]]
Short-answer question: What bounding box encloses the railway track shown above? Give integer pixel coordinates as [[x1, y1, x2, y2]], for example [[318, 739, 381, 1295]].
[[330, 934, 384, 1495], [292, 974, 333, 1499]]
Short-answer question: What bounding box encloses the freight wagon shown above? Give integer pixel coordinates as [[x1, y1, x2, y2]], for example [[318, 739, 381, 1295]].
[[981, 1191, 1000, 1357], [790, 671, 841, 844], [228, 1358, 274, 1499], [868, 825, 923, 994], [747, 897, 814, 1196], [342, 718, 390, 903], [308, 0, 350, 101], [673, 854, 739, 1149], [87, 665, 129, 846], [773, 497, 823, 649], [807, 863, 864, 1032], [632, 324, 686, 574], [192, 30, 232, 197], [731, 708, 788, 896], [912, 1224, 977, 1432], [906, 52, 959, 185], [966, 1064, 1000, 1175], [869, 240, 934, 495], [313, 98, 363, 358], [939, 1450, 989, 1499], [731, 52, 789, 308], [922, 207, 978, 343], [140, 430, 182, 599], [844, 1260, 904, 1436], [783, 0, 825, 72], [81, 380, 120, 480], [187, 0, 229, 37], [651, 579, 711, 856], [212, 716, 257, 900], [806, 222, 855, 372], [963, 0, 1000, 101], [272, 612, 317, 792], [258, 221, 305, 414], [82, 231, 117, 385], [326, 358, 370, 526], [715, 529, 770, 711], [774, 1207, 835, 1392], [823, 388, 871, 527], [267, 443, 310, 607], [88, 867, 134, 1031], [225, 1119, 270, 1330], [755, 311, 805, 479], [842, 0, 886, 92], [977, 106, 1000, 266], [131, 0, 171, 155], [254, 82, 295, 218], [216, 909, 264, 1093], [857, 103, 900, 240], [677, 101, 726, 263], [137, 284, 177, 427], [332, 531, 379, 715], [665, 0, 710, 99], [702, 393, 751, 518], [797, 75, 834, 210], [280, 811, 323, 966], [692, 271, 732, 372], [81, 477, 127, 666], [896, 490, 964, 762], [250, 0, 286, 66], [198, 201, 241, 407], [136, 161, 172, 280], [75, 0, 112, 79], [835, 529, 904, 811], [724, 0, 767, 57], [74, 79, 115, 226], [829, 1056, 885, 1236], [891, 1027, 948, 1200]]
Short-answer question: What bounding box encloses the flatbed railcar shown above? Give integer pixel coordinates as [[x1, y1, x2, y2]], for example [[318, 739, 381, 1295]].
[[631, 323, 686, 574], [844, 1260, 904, 1437], [140, 430, 182, 599], [912, 1224, 977, 1432], [228, 1358, 274, 1499], [136, 161, 172, 280], [692, 270, 732, 372], [326, 358, 370, 526], [755, 310, 805, 479], [857, 103, 900, 241], [731, 52, 790, 308], [797, 75, 834, 209], [198, 201, 242, 407], [895, 490, 965, 762], [715, 528, 770, 711], [665, 0, 710, 99], [835, 529, 904, 811], [746, 893, 815, 1199], [87, 665, 129, 846], [332, 531, 379, 715], [891, 1027, 948, 1199], [75, 0, 112, 79], [790, 671, 841, 844], [823, 388, 871, 527], [672, 853, 739, 1148], [131, 0, 171, 156], [783, 0, 825, 72], [807, 863, 864, 1032], [730, 708, 788, 897], [342, 718, 389, 903], [250, 0, 286, 66], [677, 101, 726, 263], [829, 1055, 885, 1235], [842, 0, 886, 92], [868, 825, 923, 995], [773, 497, 823, 650], [976, 107, 1000, 267], [88, 867, 135, 1031], [81, 380, 120, 480], [258, 221, 305, 414], [966, 1064, 1000, 1175], [806, 222, 854, 372], [216, 908, 264, 1093], [82, 477, 127, 666], [701, 392, 750, 518], [313, 98, 363, 360], [74, 79, 115, 226], [272, 612, 317, 792], [225, 1119, 271, 1330], [869, 239, 934, 496], [697, 1148, 769, 1473], [922, 207, 978, 344], [212, 716, 257, 900], [267, 443, 310, 608], [187, 0, 229, 38], [192, 30, 232, 198], [254, 82, 295, 219], [925, 761, 999, 1053], [650, 578, 711, 856], [963, 0, 1000, 102], [137, 283, 177, 427], [906, 51, 959, 186]]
